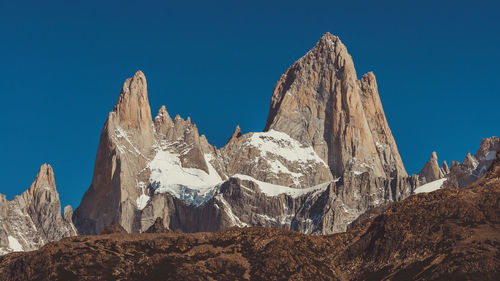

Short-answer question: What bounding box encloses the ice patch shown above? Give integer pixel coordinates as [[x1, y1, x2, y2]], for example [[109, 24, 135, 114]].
[[8, 236, 23, 252], [414, 178, 447, 194], [232, 174, 332, 198], [149, 151, 222, 205]]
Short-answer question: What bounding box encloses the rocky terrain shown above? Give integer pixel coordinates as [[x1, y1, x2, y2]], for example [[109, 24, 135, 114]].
[[73, 33, 419, 237], [414, 137, 499, 193], [1, 152, 498, 280], [0, 32, 498, 265], [0, 164, 76, 255]]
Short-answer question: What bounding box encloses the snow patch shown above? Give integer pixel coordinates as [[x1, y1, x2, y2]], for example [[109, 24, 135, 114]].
[[8, 236, 23, 252], [247, 130, 327, 165], [414, 178, 447, 194], [136, 181, 150, 210], [256, 213, 278, 223], [232, 174, 332, 198], [149, 151, 222, 205]]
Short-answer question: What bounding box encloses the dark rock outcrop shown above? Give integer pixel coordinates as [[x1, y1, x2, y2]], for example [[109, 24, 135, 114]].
[[100, 223, 128, 235], [145, 217, 170, 233]]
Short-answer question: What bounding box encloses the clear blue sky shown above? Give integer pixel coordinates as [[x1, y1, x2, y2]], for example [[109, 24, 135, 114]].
[[1, 0, 498, 209]]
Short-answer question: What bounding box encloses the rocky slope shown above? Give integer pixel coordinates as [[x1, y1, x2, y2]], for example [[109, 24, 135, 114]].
[[74, 33, 419, 236], [1, 152, 498, 280], [0, 164, 76, 254]]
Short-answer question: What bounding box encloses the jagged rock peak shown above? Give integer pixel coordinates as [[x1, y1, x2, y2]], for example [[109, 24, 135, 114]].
[[475, 136, 500, 160], [430, 151, 438, 162], [0, 164, 77, 254], [154, 105, 174, 134], [418, 151, 444, 184], [112, 70, 152, 131], [74, 70, 155, 235], [28, 164, 56, 196], [462, 152, 478, 169], [315, 32, 341, 48], [298, 32, 352, 72], [361, 72, 377, 87], [63, 205, 74, 224], [264, 32, 406, 179], [156, 105, 171, 119], [442, 160, 450, 174], [227, 125, 242, 144]]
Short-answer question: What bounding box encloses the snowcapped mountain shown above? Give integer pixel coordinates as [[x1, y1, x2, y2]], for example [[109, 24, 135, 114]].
[[73, 33, 419, 236], [2, 33, 498, 255]]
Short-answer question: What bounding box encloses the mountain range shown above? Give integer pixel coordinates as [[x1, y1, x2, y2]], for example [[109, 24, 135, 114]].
[[1, 138, 498, 280], [0, 32, 498, 276]]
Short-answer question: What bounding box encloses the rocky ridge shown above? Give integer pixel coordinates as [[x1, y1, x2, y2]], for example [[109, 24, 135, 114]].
[[0, 164, 76, 255], [74, 33, 420, 236], [1, 151, 498, 280], [416, 136, 499, 191], [445, 136, 500, 188]]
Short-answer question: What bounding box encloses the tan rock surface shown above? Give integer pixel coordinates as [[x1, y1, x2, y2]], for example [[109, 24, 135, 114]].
[[0, 164, 76, 254], [418, 151, 445, 184], [75, 33, 420, 236], [264, 33, 406, 178], [74, 70, 156, 235]]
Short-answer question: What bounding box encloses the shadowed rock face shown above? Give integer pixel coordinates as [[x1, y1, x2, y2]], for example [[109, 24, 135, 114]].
[[144, 217, 170, 233], [1, 152, 499, 280], [0, 164, 76, 254]]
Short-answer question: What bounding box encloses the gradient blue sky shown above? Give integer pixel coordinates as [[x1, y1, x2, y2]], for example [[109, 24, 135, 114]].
[[1, 0, 498, 209]]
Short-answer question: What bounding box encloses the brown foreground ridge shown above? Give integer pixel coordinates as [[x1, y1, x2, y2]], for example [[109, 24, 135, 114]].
[[1, 153, 499, 280]]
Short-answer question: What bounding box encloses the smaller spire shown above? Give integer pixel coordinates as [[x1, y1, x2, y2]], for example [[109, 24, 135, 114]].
[[28, 164, 57, 196], [226, 125, 242, 145]]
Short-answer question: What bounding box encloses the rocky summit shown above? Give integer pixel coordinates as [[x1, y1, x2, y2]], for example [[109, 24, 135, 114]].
[[72, 33, 419, 237], [265, 33, 406, 179], [0, 164, 76, 255]]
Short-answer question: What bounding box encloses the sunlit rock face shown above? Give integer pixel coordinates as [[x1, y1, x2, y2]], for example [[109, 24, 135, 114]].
[[74, 33, 419, 236], [264, 32, 407, 179]]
